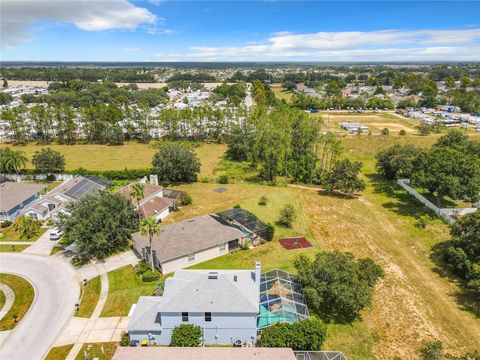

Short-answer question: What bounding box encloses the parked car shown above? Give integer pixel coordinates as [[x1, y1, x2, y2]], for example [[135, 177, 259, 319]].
[[50, 229, 63, 241]]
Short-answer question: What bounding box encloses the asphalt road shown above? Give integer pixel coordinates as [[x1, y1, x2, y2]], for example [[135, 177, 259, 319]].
[[0, 253, 81, 360]]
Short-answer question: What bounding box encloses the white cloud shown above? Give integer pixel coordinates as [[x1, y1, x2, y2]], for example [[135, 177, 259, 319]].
[[185, 29, 480, 61], [1, 0, 157, 48], [122, 47, 141, 52]]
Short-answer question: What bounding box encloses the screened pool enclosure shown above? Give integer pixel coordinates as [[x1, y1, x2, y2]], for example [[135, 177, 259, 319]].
[[257, 269, 310, 329]]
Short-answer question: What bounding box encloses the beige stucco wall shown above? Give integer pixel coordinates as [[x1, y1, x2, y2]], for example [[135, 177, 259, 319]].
[[161, 242, 228, 274]]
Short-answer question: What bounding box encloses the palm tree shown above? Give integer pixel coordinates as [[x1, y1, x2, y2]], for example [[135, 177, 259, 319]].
[[3, 148, 28, 180], [140, 216, 161, 271], [130, 182, 145, 221]]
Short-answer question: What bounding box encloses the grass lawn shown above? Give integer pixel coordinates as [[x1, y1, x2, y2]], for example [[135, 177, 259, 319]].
[[44, 344, 74, 360], [76, 275, 101, 318], [0, 226, 48, 243], [271, 86, 294, 101], [0, 273, 35, 330], [74, 342, 118, 360], [0, 290, 5, 310], [101, 265, 160, 317], [49, 246, 63, 256], [0, 244, 30, 252]]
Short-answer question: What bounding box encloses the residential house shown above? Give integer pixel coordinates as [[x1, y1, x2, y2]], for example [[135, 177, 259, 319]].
[[128, 262, 261, 346], [22, 175, 110, 220], [119, 178, 176, 222], [0, 182, 46, 222], [132, 213, 248, 274]]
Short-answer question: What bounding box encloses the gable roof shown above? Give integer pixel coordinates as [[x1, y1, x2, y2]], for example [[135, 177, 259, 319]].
[[132, 214, 245, 263], [118, 183, 164, 203], [127, 297, 163, 332], [0, 182, 46, 212]]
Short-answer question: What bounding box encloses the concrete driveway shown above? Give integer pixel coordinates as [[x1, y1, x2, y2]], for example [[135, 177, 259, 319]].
[[0, 253, 81, 360], [22, 227, 56, 256]]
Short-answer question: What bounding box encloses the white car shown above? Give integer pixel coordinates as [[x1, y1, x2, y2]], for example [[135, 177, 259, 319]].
[[50, 229, 63, 241]]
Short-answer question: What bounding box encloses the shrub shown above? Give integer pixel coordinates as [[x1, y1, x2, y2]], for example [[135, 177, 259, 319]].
[[120, 332, 130, 346], [142, 269, 160, 282], [276, 204, 296, 228], [14, 215, 41, 240], [135, 260, 150, 276], [260, 318, 327, 351], [242, 242, 250, 251], [381, 128, 390, 135], [233, 204, 241, 209], [170, 324, 202, 347], [178, 192, 192, 206], [218, 174, 229, 184], [1, 220, 12, 228], [399, 129, 407, 136], [258, 195, 268, 206], [153, 280, 165, 296], [265, 223, 275, 241]]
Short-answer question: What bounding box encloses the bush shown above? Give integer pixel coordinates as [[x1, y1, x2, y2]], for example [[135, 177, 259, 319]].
[[1, 220, 12, 228], [265, 223, 275, 241], [170, 324, 202, 347], [218, 174, 229, 184], [153, 280, 165, 296], [399, 129, 407, 136], [178, 192, 192, 206], [260, 318, 327, 351], [381, 128, 390, 135], [120, 332, 130, 346], [135, 260, 150, 276], [142, 269, 160, 282], [233, 204, 241, 209], [258, 195, 268, 206], [276, 204, 296, 228]]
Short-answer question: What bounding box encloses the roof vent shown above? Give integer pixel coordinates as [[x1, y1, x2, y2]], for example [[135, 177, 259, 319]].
[[234, 275, 238, 282], [208, 271, 218, 280]]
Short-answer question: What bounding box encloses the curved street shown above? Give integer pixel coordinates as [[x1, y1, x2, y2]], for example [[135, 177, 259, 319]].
[[0, 253, 81, 360]]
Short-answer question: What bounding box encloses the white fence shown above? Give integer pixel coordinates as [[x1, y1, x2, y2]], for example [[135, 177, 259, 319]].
[[294, 351, 347, 360], [397, 179, 477, 225], [1, 173, 74, 182]]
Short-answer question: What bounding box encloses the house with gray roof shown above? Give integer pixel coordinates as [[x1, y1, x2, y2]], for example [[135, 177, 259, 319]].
[[22, 176, 109, 220], [0, 182, 46, 222], [132, 213, 249, 274], [128, 262, 261, 346]]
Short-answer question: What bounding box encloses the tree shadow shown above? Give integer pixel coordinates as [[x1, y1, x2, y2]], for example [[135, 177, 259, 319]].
[[430, 241, 480, 318], [366, 173, 432, 219], [317, 189, 359, 200]]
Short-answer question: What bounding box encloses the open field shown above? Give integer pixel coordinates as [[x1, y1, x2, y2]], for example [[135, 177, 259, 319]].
[[271, 84, 294, 101], [76, 275, 101, 318], [0, 273, 35, 330], [0, 142, 225, 173], [101, 265, 161, 317]]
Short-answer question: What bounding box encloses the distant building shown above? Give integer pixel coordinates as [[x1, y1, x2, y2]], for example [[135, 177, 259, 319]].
[[0, 182, 46, 222], [128, 263, 261, 346], [22, 176, 110, 220]]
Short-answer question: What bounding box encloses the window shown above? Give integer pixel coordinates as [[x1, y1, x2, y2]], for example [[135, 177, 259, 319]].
[[205, 312, 212, 322], [188, 253, 196, 263], [182, 312, 189, 322], [219, 244, 226, 252]]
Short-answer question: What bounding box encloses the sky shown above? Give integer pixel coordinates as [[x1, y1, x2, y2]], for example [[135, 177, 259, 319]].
[[1, 0, 480, 62]]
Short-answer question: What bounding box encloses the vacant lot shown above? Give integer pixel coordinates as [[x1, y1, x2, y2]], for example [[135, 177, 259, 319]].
[[0, 142, 225, 174]]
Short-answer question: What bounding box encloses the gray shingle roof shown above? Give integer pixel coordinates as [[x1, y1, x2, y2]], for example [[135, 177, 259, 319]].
[[132, 214, 245, 262], [0, 182, 45, 212], [128, 268, 259, 332]]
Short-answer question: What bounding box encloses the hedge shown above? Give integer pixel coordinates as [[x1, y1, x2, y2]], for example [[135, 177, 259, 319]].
[[12, 168, 153, 181]]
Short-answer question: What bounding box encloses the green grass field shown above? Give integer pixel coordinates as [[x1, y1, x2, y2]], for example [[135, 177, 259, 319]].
[[100, 265, 161, 317], [76, 275, 101, 318], [0, 290, 5, 311], [0, 273, 35, 331], [0, 142, 226, 173], [45, 344, 74, 360], [271, 86, 294, 101]]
